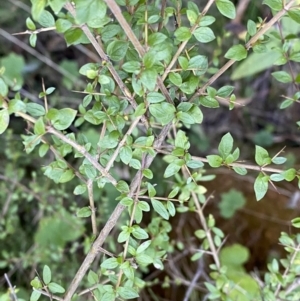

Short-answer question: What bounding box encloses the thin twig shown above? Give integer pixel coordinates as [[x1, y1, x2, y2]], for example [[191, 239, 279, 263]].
[[87, 179, 97, 235], [0, 28, 84, 88], [4, 274, 18, 301]]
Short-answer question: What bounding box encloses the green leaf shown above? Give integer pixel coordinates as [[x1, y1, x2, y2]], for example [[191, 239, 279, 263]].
[[187, 9, 198, 25], [0, 78, 8, 96], [76, 206, 92, 218], [151, 199, 169, 220], [178, 56, 189, 70], [140, 68, 157, 91], [188, 55, 208, 75], [167, 200, 176, 216], [193, 27, 215, 43], [98, 131, 119, 151], [280, 99, 294, 109], [48, 282, 65, 294], [43, 265, 51, 284], [49, 0, 66, 13], [272, 71, 292, 83], [186, 160, 204, 169], [30, 34, 37, 47], [59, 169, 74, 183], [101, 257, 119, 269], [136, 240, 151, 253], [120, 146, 132, 165], [27, 103, 46, 116], [233, 167, 247, 175], [225, 44, 247, 61], [217, 85, 234, 97], [38, 10, 55, 27], [129, 158, 141, 170], [118, 287, 139, 299], [39, 144, 49, 157], [30, 291, 41, 301], [84, 164, 97, 180], [132, 226, 149, 239], [122, 61, 141, 73], [138, 201, 150, 211], [147, 182, 156, 198], [169, 72, 182, 86], [218, 133, 233, 159], [174, 27, 192, 41], [272, 157, 286, 165], [143, 168, 153, 179], [270, 173, 284, 182], [164, 163, 181, 178], [56, 19, 72, 33], [120, 197, 134, 206], [148, 32, 167, 46], [49, 108, 77, 130], [75, 0, 107, 25], [247, 20, 257, 36], [26, 17, 36, 30], [199, 96, 219, 108], [147, 92, 165, 103], [291, 217, 300, 228], [149, 103, 176, 125], [31, 0, 46, 21], [207, 155, 223, 168], [0, 109, 9, 134], [215, 0, 236, 19], [107, 41, 128, 61], [262, 0, 282, 11], [254, 173, 268, 201], [74, 184, 86, 195], [282, 168, 296, 181], [34, 117, 46, 135], [288, 9, 300, 24], [255, 145, 271, 166]]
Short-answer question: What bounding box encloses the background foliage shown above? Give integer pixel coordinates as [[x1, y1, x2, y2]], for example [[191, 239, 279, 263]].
[[1, 0, 300, 300]]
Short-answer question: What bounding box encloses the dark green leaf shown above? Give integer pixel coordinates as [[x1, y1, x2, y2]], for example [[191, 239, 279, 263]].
[[0, 78, 8, 96], [207, 155, 223, 168], [38, 10, 55, 27], [0, 109, 9, 134], [193, 27, 215, 43], [101, 257, 119, 269], [255, 145, 271, 166], [218, 133, 233, 159], [174, 27, 192, 41], [225, 44, 247, 61], [43, 265, 51, 285], [48, 282, 65, 294], [107, 41, 128, 61], [149, 103, 176, 125], [151, 199, 169, 219], [118, 287, 139, 299], [75, 0, 107, 25], [272, 71, 292, 83], [147, 92, 165, 103], [215, 0, 236, 19], [262, 0, 282, 11], [254, 173, 268, 201], [164, 163, 181, 178], [76, 206, 92, 218]]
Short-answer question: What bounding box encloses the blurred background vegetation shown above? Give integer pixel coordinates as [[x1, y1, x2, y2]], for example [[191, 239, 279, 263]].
[[1, 0, 300, 300]]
